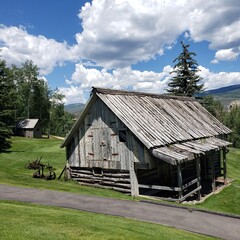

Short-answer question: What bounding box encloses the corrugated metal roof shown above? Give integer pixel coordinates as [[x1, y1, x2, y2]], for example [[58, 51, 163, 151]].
[[96, 88, 231, 149], [17, 119, 39, 129]]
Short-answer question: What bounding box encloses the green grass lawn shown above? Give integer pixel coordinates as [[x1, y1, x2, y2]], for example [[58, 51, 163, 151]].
[[0, 200, 215, 240], [0, 136, 131, 200], [0, 136, 238, 239], [196, 148, 240, 215], [0, 136, 239, 216]]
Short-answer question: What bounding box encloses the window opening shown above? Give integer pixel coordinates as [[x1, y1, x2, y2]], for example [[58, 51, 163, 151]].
[[119, 130, 127, 142]]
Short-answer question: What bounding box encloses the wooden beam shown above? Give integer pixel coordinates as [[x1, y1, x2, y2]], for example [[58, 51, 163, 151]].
[[129, 159, 139, 196], [196, 158, 201, 201], [177, 163, 183, 200], [180, 186, 202, 202], [210, 151, 216, 192], [138, 184, 180, 191], [223, 147, 227, 184], [181, 178, 198, 190]]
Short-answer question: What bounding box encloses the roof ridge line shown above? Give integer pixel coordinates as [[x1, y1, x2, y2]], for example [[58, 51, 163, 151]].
[[92, 87, 196, 101]]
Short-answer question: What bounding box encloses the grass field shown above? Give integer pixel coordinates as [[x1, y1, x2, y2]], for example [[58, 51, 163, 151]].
[[196, 148, 240, 215], [0, 136, 239, 216], [0, 137, 131, 200], [0, 200, 215, 240], [0, 136, 239, 239]]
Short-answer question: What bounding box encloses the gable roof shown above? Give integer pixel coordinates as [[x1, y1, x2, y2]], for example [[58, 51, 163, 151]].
[[17, 119, 39, 129], [61, 87, 231, 150]]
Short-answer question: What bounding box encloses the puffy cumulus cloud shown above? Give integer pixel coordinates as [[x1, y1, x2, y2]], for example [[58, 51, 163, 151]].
[[61, 64, 240, 104], [198, 66, 240, 89], [1, 1, 240, 74], [211, 48, 240, 63], [74, 0, 240, 68], [62, 64, 172, 103], [0, 25, 78, 75], [75, 0, 189, 68], [188, 1, 240, 48], [58, 85, 85, 104]]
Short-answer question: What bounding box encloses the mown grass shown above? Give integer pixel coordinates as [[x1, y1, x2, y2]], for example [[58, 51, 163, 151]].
[[0, 201, 215, 240], [196, 148, 240, 215], [0, 136, 132, 200], [0, 136, 239, 215]]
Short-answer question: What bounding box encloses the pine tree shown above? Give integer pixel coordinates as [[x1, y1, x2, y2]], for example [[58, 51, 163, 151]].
[[167, 41, 204, 96], [0, 60, 15, 152]]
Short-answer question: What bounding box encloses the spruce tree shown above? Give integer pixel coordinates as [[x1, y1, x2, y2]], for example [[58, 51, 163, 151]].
[[167, 41, 204, 96], [0, 60, 15, 152]]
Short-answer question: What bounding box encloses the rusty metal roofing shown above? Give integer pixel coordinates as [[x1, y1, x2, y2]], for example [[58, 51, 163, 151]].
[[95, 88, 231, 149]]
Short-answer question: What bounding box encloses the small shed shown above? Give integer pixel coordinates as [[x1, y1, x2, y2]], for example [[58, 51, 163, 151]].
[[61, 88, 231, 202], [16, 119, 42, 138]]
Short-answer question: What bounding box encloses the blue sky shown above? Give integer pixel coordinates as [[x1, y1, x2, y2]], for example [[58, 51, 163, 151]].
[[0, 0, 240, 104]]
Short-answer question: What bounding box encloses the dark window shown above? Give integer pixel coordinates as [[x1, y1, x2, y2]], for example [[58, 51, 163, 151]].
[[119, 130, 127, 142]]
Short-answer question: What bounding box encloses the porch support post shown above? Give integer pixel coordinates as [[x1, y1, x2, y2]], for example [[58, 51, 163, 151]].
[[129, 160, 139, 197], [196, 157, 201, 201], [177, 163, 183, 201], [210, 151, 215, 192], [223, 147, 227, 184]]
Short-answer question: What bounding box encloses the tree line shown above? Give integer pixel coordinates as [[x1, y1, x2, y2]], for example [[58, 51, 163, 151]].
[[1, 42, 240, 152], [0, 59, 74, 152]]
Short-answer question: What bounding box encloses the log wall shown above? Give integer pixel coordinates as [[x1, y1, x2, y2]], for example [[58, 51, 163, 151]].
[[69, 166, 131, 194]]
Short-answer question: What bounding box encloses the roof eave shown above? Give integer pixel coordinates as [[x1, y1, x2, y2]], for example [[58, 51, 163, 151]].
[[60, 92, 97, 148]]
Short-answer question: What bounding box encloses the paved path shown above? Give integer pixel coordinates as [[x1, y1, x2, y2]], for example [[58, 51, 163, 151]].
[[0, 184, 240, 240]]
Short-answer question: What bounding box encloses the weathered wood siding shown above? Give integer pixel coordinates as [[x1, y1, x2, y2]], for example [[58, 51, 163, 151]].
[[66, 98, 153, 171]]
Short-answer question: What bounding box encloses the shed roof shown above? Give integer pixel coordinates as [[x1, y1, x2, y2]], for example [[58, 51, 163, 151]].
[[61, 88, 231, 165], [94, 88, 231, 149], [17, 119, 39, 129], [61, 88, 231, 162]]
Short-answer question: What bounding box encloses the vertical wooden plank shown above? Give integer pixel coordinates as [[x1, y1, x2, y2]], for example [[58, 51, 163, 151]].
[[210, 151, 215, 191], [77, 129, 81, 166], [129, 153, 139, 196], [196, 157, 201, 201], [223, 147, 227, 184], [80, 125, 86, 167], [177, 163, 183, 201]]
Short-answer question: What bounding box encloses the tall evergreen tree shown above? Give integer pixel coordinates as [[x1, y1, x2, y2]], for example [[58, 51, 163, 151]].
[[0, 60, 15, 152], [167, 41, 204, 96]]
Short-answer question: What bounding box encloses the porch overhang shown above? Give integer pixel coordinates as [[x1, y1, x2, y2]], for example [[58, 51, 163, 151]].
[[151, 137, 231, 165]]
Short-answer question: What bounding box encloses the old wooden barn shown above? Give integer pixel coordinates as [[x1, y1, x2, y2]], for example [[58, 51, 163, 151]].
[[61, 87, 231, 202], [16, 119, 42, 138]]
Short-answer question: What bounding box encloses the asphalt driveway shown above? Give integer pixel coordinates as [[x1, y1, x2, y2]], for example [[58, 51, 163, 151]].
[[0, 184, 239, 239]]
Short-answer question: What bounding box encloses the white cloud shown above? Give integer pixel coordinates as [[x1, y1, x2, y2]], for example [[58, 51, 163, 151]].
[[62, 64, 172, 103], [61, 64, 240, 104], [74, 0, 240, 68], [0, 25, 78, 75], [212, 48, 240, 63], [0, 0, 239, 103], [198, 65, 240, 90], [1, 1, 240, 72], [58, 85, 86, 104]]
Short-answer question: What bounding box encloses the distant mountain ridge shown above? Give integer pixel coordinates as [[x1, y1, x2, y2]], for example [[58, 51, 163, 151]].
[[202, 84, 240, 95], [201, 84, 240, 108], [64, 103, 85, 116], [64, 84, 240, 114]]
